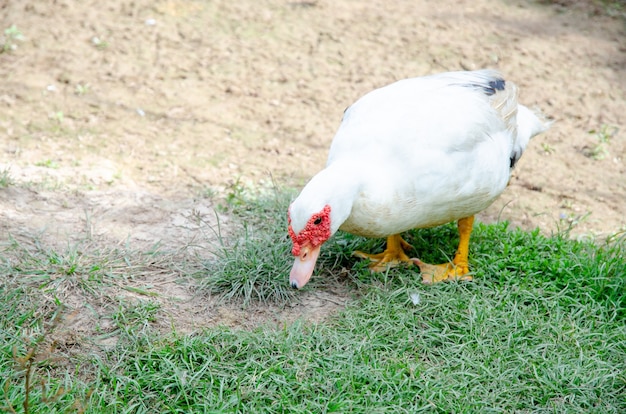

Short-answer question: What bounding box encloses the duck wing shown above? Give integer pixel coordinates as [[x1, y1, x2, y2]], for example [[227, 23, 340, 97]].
[[326, 70, 545, 170]]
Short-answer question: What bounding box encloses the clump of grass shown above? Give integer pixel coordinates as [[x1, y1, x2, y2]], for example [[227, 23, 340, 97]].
[[201, 190, 298, 306], [111, 300, 161, 337], [200, 183, 379, 305], [0, 167, 14, 188], [584, 124, 618, 160], [2, 235, 193, 301], [5, 237, 127, 297], [0, 287, 87, 414]]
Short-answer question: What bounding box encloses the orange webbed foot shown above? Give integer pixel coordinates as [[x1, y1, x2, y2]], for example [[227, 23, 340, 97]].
[[353, 234, 413, 272], [413, 215, 476, 284], [412, 259, 473, 284]]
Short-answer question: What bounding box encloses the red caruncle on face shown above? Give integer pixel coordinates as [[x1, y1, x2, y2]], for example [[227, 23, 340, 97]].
[[288, 205, 332, 256]]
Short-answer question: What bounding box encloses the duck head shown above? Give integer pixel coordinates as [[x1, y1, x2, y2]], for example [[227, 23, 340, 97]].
[[287, 204, 332, 289], [287, 164, 359, 288]]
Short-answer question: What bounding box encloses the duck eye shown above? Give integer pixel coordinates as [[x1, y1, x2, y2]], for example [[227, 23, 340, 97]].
[[313, 217, 322, 225]]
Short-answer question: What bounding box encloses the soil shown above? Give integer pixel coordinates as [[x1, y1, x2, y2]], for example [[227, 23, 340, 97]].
[[1, 0, 625, 341]]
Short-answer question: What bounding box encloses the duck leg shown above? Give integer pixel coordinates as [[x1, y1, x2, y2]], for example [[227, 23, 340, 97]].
[[413, 216, 475, 284], [353, 234, 413, 272]]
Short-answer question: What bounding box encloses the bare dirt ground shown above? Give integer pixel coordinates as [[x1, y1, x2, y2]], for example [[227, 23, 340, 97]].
[[1, 0, 625, 337]]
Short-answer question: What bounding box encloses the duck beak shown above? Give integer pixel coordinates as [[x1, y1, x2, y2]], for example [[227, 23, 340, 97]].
[[289, 244, 321, 289]]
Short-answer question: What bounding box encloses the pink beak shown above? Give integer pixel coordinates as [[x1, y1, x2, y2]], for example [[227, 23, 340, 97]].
[[289, 244, 321, 289]]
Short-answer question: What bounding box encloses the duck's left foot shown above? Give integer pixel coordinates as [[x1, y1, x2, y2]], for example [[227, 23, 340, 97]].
[[414, 215, 476, 284], [412, 259, 473, 284], [353, 234, 413, 272]]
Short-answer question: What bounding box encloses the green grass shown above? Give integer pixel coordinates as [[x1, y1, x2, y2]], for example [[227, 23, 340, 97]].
[[1, 194, 625, 413], [201, 190, 298, 306], [0, 167, 14, 188]]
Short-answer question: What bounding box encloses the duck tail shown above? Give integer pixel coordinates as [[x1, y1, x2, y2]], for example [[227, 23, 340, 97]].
[[517, 104, 551, 140], [510, 104, 551, 168]]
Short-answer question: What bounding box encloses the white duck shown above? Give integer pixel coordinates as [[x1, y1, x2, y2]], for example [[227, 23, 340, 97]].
[[288, 69, 548, 289]]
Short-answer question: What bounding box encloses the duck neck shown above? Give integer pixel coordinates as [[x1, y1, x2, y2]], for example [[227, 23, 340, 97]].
[[296, 162, 361, 235]]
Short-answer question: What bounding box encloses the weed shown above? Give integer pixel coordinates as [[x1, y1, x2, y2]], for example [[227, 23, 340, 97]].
[[50, 111, 64, 124], [585, 124, 618, 160], [34, 159, 59, 169], [558, 211, 591, 236], [111, 300, 161, 335], [541, 142, 555, 154], [90, 36, 108, 50], [75, 84, 90, 96], [1, 299, 79, 414], [218, 177, 279, 212], [1, 25, 24, 53], [197, 185, 218, 200], [223, 177, 252, 208], [0, 167, 14, 188]]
